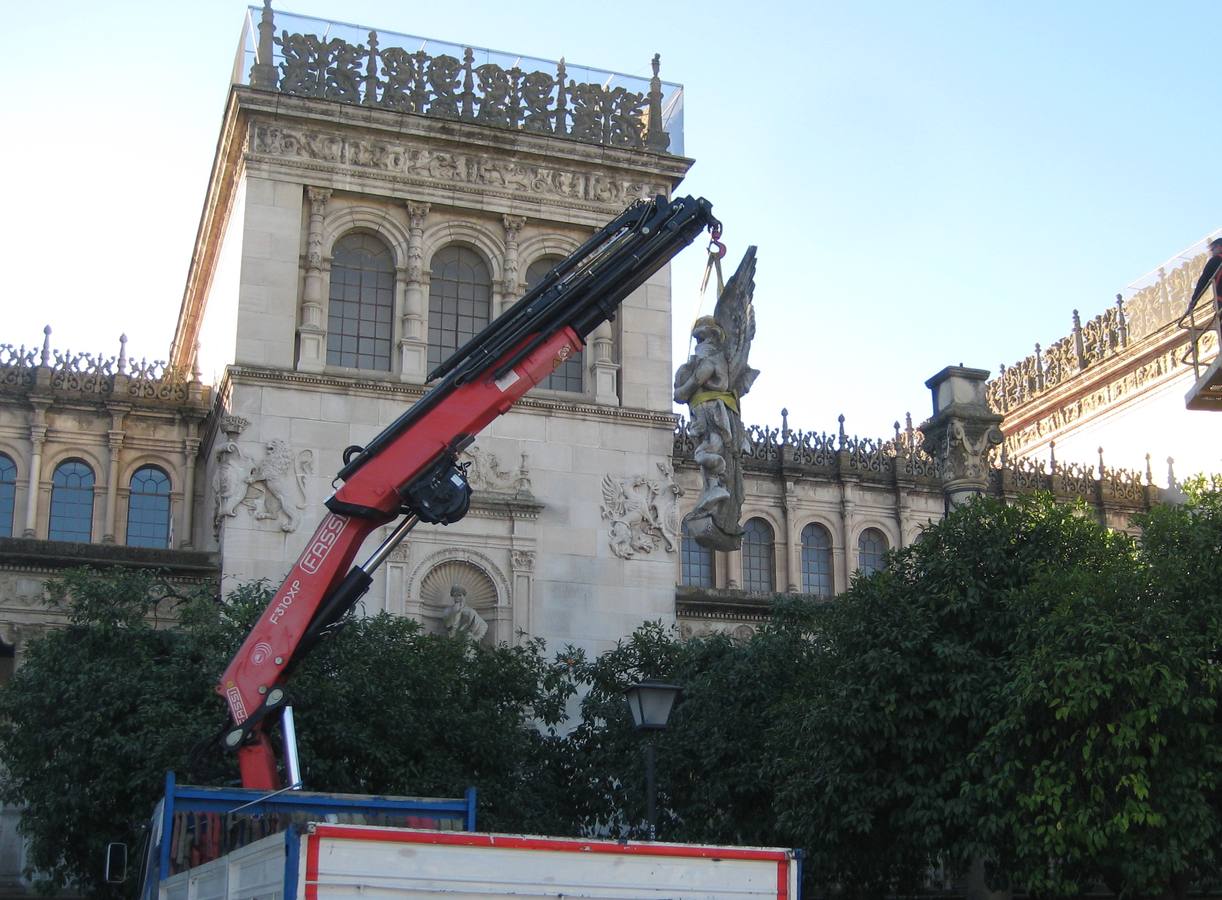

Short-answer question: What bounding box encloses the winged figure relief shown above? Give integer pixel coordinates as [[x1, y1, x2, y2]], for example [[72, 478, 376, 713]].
[[673, 247, 759, 551]]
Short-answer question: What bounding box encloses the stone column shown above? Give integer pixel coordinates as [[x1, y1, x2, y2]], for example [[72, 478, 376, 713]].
[[102, 405, 130, 544], [22, 400, 49, 538], [297, 187, 332, 373], [501, 215, 526, 316], [920, 366, 1004, 510], [591, 322, 619, 404], [400, 201, 430, 380], [180, 420, 200, 549]]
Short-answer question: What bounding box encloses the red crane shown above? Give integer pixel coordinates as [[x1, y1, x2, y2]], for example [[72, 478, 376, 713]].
[[215, 195, 720, 789]]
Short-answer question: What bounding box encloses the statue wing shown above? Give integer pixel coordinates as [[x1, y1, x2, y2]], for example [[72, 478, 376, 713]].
[[601, 474, 628, 518], [713, 245, 760, 399]]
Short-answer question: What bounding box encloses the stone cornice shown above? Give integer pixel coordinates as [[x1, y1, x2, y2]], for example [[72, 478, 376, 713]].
[[170, 87, 249, 369], [215, 365, 677, 429], [0, 536, 219, 578], [675, 586, 823, 624]]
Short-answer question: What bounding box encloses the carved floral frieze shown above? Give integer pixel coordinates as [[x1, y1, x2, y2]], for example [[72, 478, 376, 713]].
[[251, 124, 664, 208]]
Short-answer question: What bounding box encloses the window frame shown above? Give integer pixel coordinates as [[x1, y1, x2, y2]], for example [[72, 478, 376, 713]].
[[126, 464, 173, 549], [0, 452, 16, 539], [48, 458, 96, 543], [741, 516, 776, 593], [857, 527, 889, 577], [427, 243, 494, 374], [800, 521, 834, 597], [325, 231, 396, 372]]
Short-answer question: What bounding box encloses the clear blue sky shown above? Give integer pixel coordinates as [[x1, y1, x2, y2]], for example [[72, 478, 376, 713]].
[[2, 1, 1216, 442]]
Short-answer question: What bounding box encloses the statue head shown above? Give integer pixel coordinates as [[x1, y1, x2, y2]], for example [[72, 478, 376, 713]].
[[691, 315, 724, 345], [449, 584, 468, 605]]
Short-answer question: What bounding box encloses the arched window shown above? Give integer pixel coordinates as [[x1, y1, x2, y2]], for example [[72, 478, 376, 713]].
[[127, 466, 172, 549], [525, 256, 584, 392], [742, 517, 775, 593], [428, 245, 492, 372], [857, 527, 889, 576], [49, 460, 95, 542], [800, 522, 834, 597], [680, 521, 714, 588], [0, 453, 15, 538], [326, 232, 394, 371]]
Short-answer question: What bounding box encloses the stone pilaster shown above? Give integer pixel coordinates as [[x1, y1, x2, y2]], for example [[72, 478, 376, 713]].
[[839, 483, 856, 590], [102, 405, 130, 544], [297, 186, 332, 373], [400, 200, 430, 380], [921, 365, 1004, 510], [22, 401, 49, 538], [501, 215, 526, 315], [510, 548, 535, 642], [181, 422, 201, 549]]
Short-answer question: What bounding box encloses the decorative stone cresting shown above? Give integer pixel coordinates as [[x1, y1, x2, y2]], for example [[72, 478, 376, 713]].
[[245, 1, 675, 154]]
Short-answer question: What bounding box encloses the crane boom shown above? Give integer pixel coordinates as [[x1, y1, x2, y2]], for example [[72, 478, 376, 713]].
[[215, 195, 719, 790]]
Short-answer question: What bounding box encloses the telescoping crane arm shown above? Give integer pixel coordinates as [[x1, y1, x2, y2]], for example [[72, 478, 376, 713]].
[[216, 195, 720, 790]]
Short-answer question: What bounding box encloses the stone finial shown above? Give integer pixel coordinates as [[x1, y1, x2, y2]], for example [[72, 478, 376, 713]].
[[1097, 446, 1105, 476], [118, 334, 128, 374], [249, 0, 278, 90], [39, 326, 51, 366], [1145, 453, 1153, 485], [645, 52, 670, 152], [1167, 456, 1177, 488]]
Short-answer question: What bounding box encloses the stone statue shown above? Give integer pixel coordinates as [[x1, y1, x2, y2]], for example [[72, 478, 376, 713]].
[[443, 584, 488, 643], [674, 247, 759, 550]]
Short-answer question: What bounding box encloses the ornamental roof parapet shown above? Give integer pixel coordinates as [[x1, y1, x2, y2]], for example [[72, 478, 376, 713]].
[[675, 410, 1170, 508], [987, 229, 1222, 416], [235, 2, 683, 156], [0, 327, 210, 412]]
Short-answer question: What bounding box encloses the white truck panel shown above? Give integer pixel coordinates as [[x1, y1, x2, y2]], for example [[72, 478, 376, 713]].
[[300, 825, 797, 900], [160, 833, 286, 900]]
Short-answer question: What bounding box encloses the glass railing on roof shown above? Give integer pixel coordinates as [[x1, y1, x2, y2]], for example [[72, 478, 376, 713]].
[[234, 2, 684, 156]]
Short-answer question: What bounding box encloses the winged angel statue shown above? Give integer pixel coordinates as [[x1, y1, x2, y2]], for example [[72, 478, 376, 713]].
[[673, 247, 760, 550]]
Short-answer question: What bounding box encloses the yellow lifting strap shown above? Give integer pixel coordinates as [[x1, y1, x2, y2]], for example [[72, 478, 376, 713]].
[[689, 389, 739, 414]]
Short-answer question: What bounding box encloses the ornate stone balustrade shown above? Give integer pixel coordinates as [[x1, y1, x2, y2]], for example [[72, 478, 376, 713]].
[[673, 410, 941, 482], [0, 328, 208, 407], [986, 245, 1215, 414], [675, 412, 1159, 508], [237, 2, 682, 155]]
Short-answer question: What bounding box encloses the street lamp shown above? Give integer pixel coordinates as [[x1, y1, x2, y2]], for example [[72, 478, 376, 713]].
[[623, 679, 682, 840]]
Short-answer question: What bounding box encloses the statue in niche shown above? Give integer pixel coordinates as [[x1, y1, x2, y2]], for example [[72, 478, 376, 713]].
[[673, 247, 759, 551], [443, 584, 488, 643]]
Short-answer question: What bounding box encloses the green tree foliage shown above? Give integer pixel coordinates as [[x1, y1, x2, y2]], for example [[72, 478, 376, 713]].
[[0, 572, 573, 895], [3, 486, 1220, 898]]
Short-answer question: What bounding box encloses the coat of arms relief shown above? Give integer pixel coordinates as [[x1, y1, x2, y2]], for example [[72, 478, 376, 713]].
[[213, 431, 314, 534], [600, 461, 684, 560]]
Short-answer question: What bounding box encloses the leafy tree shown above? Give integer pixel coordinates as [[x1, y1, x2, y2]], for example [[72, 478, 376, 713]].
[[0, 569, 228, 898], [771, 494, 1140, 895], [0, 571, 574, 895]]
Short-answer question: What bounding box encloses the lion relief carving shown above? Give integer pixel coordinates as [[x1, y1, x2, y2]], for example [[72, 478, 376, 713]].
[[214, 439, 313, 534]]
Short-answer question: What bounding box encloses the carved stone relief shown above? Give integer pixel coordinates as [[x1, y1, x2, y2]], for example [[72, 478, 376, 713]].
[[460, 445, 531, 494], [600, 462, 683, 560], [251, 124, 664, 207], [213, 439, 313, 534]]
